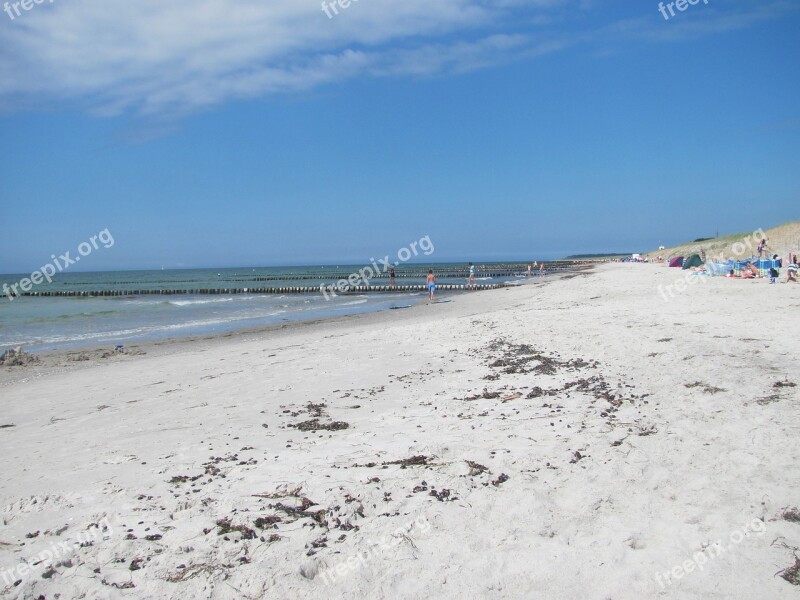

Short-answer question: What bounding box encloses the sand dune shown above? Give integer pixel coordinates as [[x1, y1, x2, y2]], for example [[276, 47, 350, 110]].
[[647, 220, 800, 262]]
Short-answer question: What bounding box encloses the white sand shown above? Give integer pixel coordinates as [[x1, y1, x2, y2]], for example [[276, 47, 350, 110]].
[[1, 264, 799, 599]]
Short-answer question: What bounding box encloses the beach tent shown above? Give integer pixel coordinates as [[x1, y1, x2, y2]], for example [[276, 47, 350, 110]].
[[668, 256, 684, 268], [682, 254, 704, 270]]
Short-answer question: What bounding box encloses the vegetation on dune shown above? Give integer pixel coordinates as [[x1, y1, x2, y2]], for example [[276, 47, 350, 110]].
[[645, 221, 800, 261]]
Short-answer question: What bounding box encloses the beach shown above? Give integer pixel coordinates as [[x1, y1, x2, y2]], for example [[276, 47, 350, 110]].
[[1, 263, 799, 599]]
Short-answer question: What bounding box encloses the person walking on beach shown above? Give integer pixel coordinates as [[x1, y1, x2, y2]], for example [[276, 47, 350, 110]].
[[426, 269, 436, 301], [527, 263, 532, 278], [389, 266, 396, 288], [468, 262, 476, 287], [539, 262, 545, 276]]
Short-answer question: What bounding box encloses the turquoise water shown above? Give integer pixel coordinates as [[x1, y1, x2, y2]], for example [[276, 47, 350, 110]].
[[0, 264, 535, 352]]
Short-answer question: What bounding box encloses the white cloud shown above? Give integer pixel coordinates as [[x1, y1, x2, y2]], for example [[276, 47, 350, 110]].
[[0, 0, 791, 118], [0, 0, 585, 116]]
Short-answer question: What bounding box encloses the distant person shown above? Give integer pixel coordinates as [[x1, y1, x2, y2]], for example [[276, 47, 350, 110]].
[[468, 262, 476, 287], [539, 262, 545, 276], [527, 263, 532, 278], [757, 237, 768, 258], [787, 262, 798, 283], [426, 270, 436, 301], [389, 266, 396, 288], [769, 267, 779, 284]]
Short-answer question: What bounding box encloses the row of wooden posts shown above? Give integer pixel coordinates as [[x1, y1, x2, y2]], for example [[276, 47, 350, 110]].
[[19, 283, 510, 297]]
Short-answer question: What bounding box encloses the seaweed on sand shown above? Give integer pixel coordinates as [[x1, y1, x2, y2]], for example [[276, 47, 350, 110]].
[[781, 508, 800, 523], [305, 402, 327, 417], [290, 419, 349, 432], [780, 556, 800, 585], [272, 497, 327, 526], [685, 382, 726, 394], [492, 474, 509, 487], [465, 460, 488, 476], [254, 516, 282, 529], [215, 518, 256, 539], [383, 455, 431, 468], [166, 564, 226, 583]]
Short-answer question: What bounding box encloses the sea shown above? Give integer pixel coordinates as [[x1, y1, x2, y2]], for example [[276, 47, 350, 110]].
[[0, 264, 537, 352]]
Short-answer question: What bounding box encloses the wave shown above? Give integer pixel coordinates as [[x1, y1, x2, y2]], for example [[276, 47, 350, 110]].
[[168, 295, 274, 307], [168, 298, 235, 307], [339, 299, 368, 306]]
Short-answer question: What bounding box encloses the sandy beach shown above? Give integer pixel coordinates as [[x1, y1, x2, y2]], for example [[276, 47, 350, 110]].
[[1, 263, 799, 599]]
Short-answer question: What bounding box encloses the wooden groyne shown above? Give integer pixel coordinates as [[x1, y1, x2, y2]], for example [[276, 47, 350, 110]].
[[14, 264, 596, 298], [19, 283, 510, 298], [236, 267, 575, 282]]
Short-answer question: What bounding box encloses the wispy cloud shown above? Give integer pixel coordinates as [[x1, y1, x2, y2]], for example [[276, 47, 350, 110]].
[[0, 0, 791, 119], [608, 0, 797, 43]]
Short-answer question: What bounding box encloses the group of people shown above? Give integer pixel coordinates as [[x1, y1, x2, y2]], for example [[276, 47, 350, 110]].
[[526, 261, 545, 277], [737, 251, 798, 283], [421, 260, 550, 302]]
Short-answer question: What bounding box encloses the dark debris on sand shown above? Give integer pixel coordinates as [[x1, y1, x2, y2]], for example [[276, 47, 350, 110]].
[[780, 556, 800, 586], [286, 402, 350, 431], [781, 508, 800, 523], [215, 518, 257, 540], [290, 419, 350, 432], [491, 474, 510, 487], [254, 516, 283, 529], [305, 402, 327, 418], [685, 381, 727, 394], [270, 497, 327, 526], [485, 341, 596, 376], [384, 455, 431, 468], [480, 340, 637, 410], [756, 380, 797, 405], [466, 460, 489, 476], [429, 488, 457, 502]]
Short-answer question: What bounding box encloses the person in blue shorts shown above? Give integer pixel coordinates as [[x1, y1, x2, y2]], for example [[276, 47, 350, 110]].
[[426, 269, 436, 301]]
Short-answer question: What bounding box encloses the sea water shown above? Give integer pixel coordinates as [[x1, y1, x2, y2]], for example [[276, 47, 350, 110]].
[[0, 264, 521, 352]]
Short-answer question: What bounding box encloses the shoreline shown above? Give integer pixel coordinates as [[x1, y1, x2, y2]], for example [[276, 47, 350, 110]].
[[0, 269, 581, 359], [0, 272, 571, 387]]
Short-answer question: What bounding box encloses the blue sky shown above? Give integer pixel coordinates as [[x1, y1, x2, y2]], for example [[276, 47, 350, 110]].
[[1, 0, 798, 272]]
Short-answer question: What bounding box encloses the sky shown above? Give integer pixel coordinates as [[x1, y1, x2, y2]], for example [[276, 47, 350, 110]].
[[1, 0, 798, 272]]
